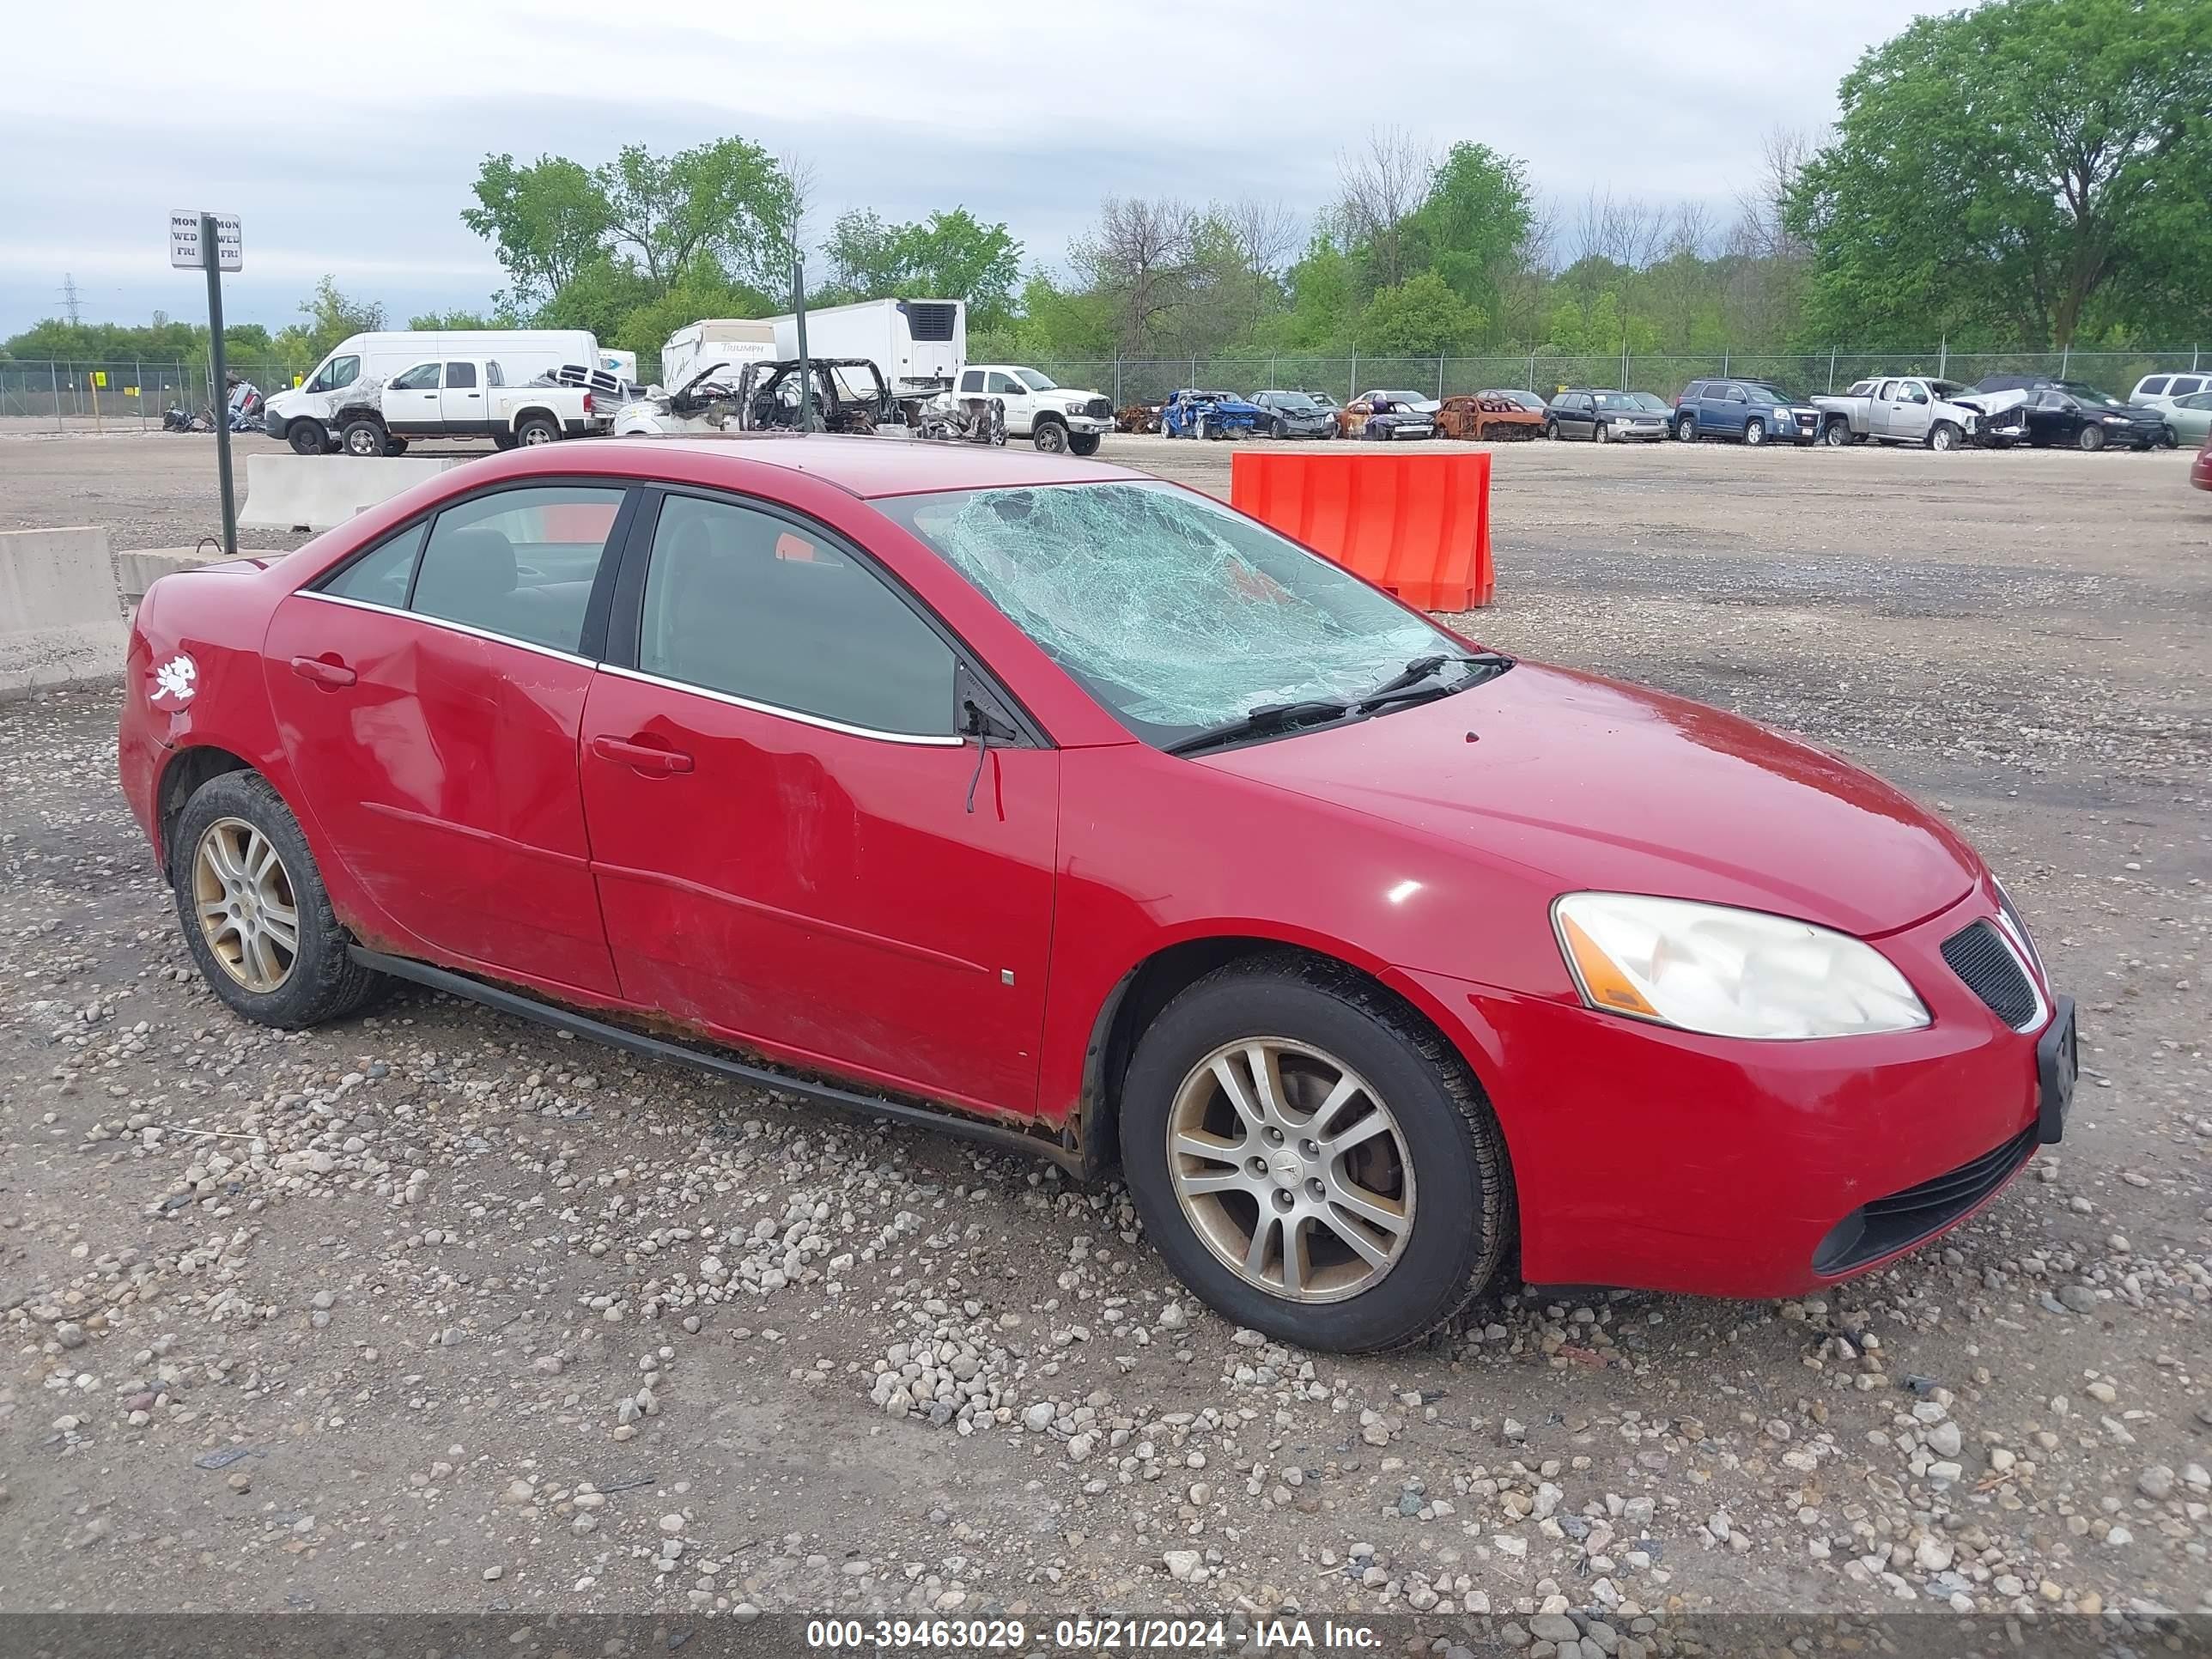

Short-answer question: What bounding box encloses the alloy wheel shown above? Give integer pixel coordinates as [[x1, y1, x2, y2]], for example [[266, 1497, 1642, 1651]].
[[191, 817, 300, 993], [1165, 1038, 1414, 1303]]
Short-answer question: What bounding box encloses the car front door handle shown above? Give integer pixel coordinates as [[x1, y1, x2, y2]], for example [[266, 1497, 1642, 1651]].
[[290, 655, 356, 688], [591, 735, 694, 775]]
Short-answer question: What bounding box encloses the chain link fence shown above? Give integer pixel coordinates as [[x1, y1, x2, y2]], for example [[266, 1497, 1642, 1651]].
[[4, 347, 2205, 430]]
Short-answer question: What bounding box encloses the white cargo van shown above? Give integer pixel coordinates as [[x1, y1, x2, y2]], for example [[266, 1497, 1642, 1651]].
[[767, 299, 964, 394], [262, 328, 599, 454]]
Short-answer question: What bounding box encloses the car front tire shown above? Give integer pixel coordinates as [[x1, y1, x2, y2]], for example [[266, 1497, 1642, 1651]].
[[1032, 420, 1069, 454], [1676, 415, 1697, 442], [288, 419, 331, 456], [1118, 956, 1514, 1353], [2076, 424, 2106, 452], [1743, 417, 1767, 447], [1823, 419, 1853, 447], [171, 770, 386, 1030]]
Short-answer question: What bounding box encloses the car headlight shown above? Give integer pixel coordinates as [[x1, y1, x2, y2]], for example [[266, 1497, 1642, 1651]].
[[1552, 892, 1930, 1040]]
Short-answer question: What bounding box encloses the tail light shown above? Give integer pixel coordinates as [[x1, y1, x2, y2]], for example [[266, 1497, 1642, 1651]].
[[583, 392, 595, 413]]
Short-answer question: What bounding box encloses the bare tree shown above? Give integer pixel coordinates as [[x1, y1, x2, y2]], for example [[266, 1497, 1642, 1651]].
[[1336, 127, 1434, 289], [1071, 197, 1197, 355], [1666, 199, 1715, 260], [777, 150, 820, 276], [1730, 126, 1823, 260], [1220, 197, 1302, 307]]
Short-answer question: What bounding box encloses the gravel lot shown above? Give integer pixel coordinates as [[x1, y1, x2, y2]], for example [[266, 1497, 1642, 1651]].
[[3, 429, 2209, 1637]]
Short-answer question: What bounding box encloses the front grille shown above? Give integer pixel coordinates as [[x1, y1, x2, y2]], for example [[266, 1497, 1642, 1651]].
[[1082, 397, 1112, 419], [1813, 1127, 2035, 1276], [901, 301, 959, 343], [1942, 919, 2038, 1027]]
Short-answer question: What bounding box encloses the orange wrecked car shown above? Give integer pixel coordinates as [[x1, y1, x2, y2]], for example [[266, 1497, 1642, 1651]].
[[1436, 390, 1548, 441]]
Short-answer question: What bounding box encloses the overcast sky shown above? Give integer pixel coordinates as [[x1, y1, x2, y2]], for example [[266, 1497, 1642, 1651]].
[[3, 0, 1942, 338]]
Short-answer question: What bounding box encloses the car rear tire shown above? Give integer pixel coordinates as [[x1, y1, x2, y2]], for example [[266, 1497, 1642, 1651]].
[[1068, 433, 1101, 456], [1822, 419, 1853, 447], [1743, 418, 1767, 447], [1032, 419, 1069, 454], [288, 419, 331, 456], [2076, 424, 2106, 452], [493, 431, 520, 451], [1118, 956, 1514, 1353], [171, 770, 386, 1030], [1928, 421, 1962, 453], [516, 416, 561, 447], [339, 417, 386, 459], [1676, 415, 1697, 442]]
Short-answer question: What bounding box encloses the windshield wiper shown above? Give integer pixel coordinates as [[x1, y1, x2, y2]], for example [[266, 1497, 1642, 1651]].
[[1165, 653, 1515, 758], [1352, 651, 1512, 714], [1164, 699, 1352, 757]]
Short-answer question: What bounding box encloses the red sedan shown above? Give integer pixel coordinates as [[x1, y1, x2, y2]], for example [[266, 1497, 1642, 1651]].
[[2195, 428, 2212, 491], [118, 437, 2076, 1352]]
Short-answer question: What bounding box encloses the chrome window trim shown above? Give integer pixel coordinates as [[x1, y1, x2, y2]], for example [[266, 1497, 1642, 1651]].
[[299, 591, 599, 670], [598, 664, 963, 748]]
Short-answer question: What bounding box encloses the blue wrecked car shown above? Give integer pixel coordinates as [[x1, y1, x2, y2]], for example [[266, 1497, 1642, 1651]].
[[1159, 387, 1268, 440]]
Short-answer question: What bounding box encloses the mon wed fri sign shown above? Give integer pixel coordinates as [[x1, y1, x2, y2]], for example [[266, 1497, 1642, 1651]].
[[168, 210, 242, 271]]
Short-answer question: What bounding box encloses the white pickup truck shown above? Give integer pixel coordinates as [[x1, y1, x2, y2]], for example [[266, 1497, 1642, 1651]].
[[1811, 376, 1986, 451], [330, 356, 611, 456], [952, 365, 1112, 453]]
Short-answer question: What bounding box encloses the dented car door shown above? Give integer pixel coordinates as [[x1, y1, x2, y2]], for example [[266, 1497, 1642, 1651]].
[[575, 487, 1059, 1121]]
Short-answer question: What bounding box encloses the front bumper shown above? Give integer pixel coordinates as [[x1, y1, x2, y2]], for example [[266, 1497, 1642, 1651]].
[[263, 410, 289, 438], [1396, 882, 2063, 1298], [1612, 421, 1668, 441], [1066, 415, 1113, 434]]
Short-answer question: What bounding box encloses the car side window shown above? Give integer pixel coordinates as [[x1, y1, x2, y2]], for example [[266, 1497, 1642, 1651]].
[[486, 361, 506, 387], [1723, 385, 1747, 404], [959, 369, 984, 393], [410, 484, 627, 655], [2173, 376, 2204, 397], [446, 362, 478, 389], [1877, 380, 1898, 400], [2139, 377, 2169, 396], [1902, 382, 1929, 404], [1682, 383, 1705, 402], [390, 362, 441, 391], [985, 371, 1018, 394], [321, 523, 428, 608], [637, 494, 955, 739]]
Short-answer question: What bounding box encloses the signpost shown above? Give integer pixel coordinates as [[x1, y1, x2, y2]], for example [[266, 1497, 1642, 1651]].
[[171, 210, 243, 554]]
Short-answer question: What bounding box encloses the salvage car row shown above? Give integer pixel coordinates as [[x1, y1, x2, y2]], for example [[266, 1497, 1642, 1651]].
[[1123, 374, 2196, 452]]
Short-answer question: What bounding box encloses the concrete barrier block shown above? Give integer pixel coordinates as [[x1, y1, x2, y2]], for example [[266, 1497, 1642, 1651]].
[[239, 454, 467, 532], [115, 544, 229, 606], [1, 526, 129, 697]]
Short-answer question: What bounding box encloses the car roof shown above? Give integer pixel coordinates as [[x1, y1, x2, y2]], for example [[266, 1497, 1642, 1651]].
[[539, 434, 1128, 500]]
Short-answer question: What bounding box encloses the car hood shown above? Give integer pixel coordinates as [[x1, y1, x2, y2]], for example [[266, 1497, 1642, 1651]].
[[1208, 661, 1980, 937]]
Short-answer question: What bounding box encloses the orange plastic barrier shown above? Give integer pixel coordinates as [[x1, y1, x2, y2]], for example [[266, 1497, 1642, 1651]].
[[1229, 447, 1493, 611]]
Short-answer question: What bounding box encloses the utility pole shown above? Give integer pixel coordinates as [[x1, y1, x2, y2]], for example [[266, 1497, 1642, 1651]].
[[792, 256, 812, 432]]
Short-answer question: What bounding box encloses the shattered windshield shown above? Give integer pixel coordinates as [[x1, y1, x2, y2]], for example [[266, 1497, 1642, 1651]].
[[875, 482, 1455, 743]]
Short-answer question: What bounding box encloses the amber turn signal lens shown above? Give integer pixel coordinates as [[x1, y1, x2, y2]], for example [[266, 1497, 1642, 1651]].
[[1559, 913, 1660, 1018]]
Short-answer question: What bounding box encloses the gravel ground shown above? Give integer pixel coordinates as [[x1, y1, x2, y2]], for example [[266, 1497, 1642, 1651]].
[[2, 430, 2209, 1635]]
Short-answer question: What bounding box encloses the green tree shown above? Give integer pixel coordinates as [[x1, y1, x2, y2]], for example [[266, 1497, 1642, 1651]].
[[597, 138, 795, 294], [407, 308, 501, 331], [1267, 234, 1357, 350], [300, 276, 385, 357], [1401, 143, 1532, 328], [822, 207, 1024, 329], [607, 256, 775, 363], [534, 256, 663, 345], [1788, 0, 2212, 346], [1355, 271, 1486, 356], [462, 155, 614, 315]]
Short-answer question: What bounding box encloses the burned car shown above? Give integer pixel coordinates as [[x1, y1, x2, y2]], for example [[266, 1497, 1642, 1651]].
[[735, 358, 904, 436], [1435, 390, 1547, 441]]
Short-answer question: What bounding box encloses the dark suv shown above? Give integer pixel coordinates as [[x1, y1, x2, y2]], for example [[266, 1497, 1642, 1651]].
[[1674, 380, 1822, 446], [1249, 390, 1340, 439]]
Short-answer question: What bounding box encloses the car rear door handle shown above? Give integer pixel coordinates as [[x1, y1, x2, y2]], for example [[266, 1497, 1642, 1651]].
[[591, 735, 694, 775], [290, 655, 356, 688]]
